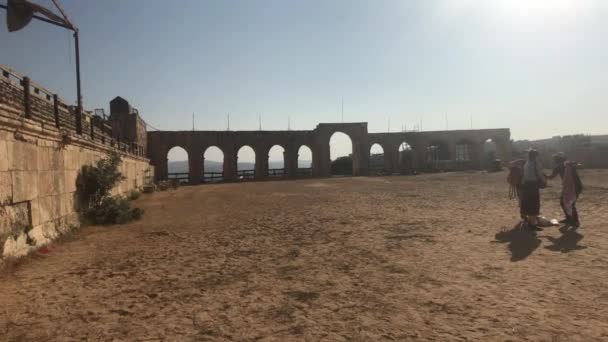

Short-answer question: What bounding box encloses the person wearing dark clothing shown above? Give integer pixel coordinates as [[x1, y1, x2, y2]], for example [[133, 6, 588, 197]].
[[548, 153, 583, 227], [520, 149, 546, 230]]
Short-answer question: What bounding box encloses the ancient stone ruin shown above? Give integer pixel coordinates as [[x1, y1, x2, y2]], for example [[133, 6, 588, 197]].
[[148, 124, 511, 183], [0, 65, 152, 258], [0, 63, 511, 258]]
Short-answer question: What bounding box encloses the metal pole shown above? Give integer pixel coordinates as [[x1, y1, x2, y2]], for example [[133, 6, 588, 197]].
[[53, 94, 60, 128], [74, 29, 83, 135], [22, 77, 31, 118]]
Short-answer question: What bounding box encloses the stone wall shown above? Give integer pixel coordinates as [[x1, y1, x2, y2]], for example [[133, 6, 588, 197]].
[[513, 136, 608, 169], [148, 126, 511, 183], [0, 68, 153, 260]]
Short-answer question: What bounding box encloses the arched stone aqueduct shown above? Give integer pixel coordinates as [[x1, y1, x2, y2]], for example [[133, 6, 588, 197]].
[[147, 123, 511, 184]]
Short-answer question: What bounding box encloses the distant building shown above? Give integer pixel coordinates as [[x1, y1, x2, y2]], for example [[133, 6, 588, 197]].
[[108, 96, 147, 155]]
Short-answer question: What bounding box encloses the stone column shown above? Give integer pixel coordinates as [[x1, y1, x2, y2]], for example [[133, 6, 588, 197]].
[[223, 149, 237, 182], [201, 156, 206, 182], [447, 141, 457, 171], [189, 150, 202, 185], [149, 147, 169, 182], [413, 146, 427, 172], [469, 143, 482, 170], [352, 139, 368, 176], [386, 145, 398, 174], [285, 147, 298, 178], [317, 143, 331, 178], [255, 148, 267, 180], [158, 157, 168, 181], [475, 141, 486, 169]]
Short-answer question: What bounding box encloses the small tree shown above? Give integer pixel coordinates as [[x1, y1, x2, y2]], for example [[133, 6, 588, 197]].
[[79, 151, 125, 208], [78, 151, 143, 225]]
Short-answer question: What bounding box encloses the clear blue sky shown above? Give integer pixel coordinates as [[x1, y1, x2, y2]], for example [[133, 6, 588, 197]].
[[1, 0, 607, 162]]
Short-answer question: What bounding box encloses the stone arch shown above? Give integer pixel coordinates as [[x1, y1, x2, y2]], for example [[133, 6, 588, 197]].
[[455, 138, 475, 162], [329, 131, 354, 176], [202, 145, 225, 183], [369, 143, 385, 175], [236, 145, 256, 180], [267, 144, 286, 178], [482, 138, 498, 169], [166, 145, 190, 184], [297, 144, 314, 177], [398, 141, 415, 174], [426, 140, 450, 171], [477, 134, 511, 169], [314, 123, 368, 177], [454, 138, 477, 171]]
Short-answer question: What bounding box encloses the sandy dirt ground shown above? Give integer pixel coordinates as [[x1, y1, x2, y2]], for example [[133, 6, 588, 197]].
[[1, 170, 607, 341]]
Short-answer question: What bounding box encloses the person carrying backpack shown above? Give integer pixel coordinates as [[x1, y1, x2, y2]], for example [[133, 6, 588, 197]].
[[507, 158, 526, 219], [547, 153, 583, 228]]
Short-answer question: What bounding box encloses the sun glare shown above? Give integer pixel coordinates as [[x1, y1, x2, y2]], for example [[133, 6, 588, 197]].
[[498, 0, 580, 16], [439, 0, 592, 25]]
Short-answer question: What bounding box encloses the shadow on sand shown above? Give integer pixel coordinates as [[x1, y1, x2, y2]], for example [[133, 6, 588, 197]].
[[544, 226, 587, 253], [494, 223, 541, 262]]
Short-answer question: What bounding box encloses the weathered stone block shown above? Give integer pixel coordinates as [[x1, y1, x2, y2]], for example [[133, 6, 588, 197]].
[[0, 131, 11, 141], [64, 170, 78, 193], [63, 148, 81, 171], [28, 221, 58, 246], [38, 170, 64, 197], [11, 170, 38, 202], [0, 202, 30, 255], [60, 192, 76, 216], [0, 140, 8, 171], [79, 150, 96, 167], [29, 199, 40, 227], [37, 147, 64, 171], [0, 171, 11, 204], [38, 195, 61, 224], [7, 141, 38, 171]]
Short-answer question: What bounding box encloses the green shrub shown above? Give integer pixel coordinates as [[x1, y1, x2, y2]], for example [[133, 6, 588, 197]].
[[84, 196, 144, 225], [79, 151, 125, 208], [77, 151, 144, 225], [127, 190, 141, 201], [131, 207, 144, 220]]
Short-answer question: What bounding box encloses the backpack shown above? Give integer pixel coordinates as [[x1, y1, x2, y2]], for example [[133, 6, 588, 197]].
[[507, 159, 525, 199], [567, 161, 584, 196]]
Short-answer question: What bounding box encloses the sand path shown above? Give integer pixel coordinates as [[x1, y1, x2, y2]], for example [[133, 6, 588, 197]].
[[1, 171, 607, 341]]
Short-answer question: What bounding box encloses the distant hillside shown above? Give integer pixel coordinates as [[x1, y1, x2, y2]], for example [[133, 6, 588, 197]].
[[168, 160, 312, 173], [591, 135, 608, 145]]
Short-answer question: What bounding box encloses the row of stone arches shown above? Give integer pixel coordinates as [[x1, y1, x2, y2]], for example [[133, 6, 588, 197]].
[[166, 135, 502, 182], [149, 124, 511, 183], [166, 144, 314, 183], [367, 141, 415, 175], [367, 138, 500, 174]]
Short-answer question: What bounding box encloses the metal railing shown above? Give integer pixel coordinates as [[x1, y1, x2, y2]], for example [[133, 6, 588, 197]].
[[297, 167, 313, 176], [237, 169, 255, 180], [267, 168, 285, 177], [168, 172, 189, 184], [203, 172, 224, 183]]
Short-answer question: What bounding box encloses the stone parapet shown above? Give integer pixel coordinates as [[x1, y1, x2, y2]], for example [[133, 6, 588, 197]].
[[0, 103, 153, 260]]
